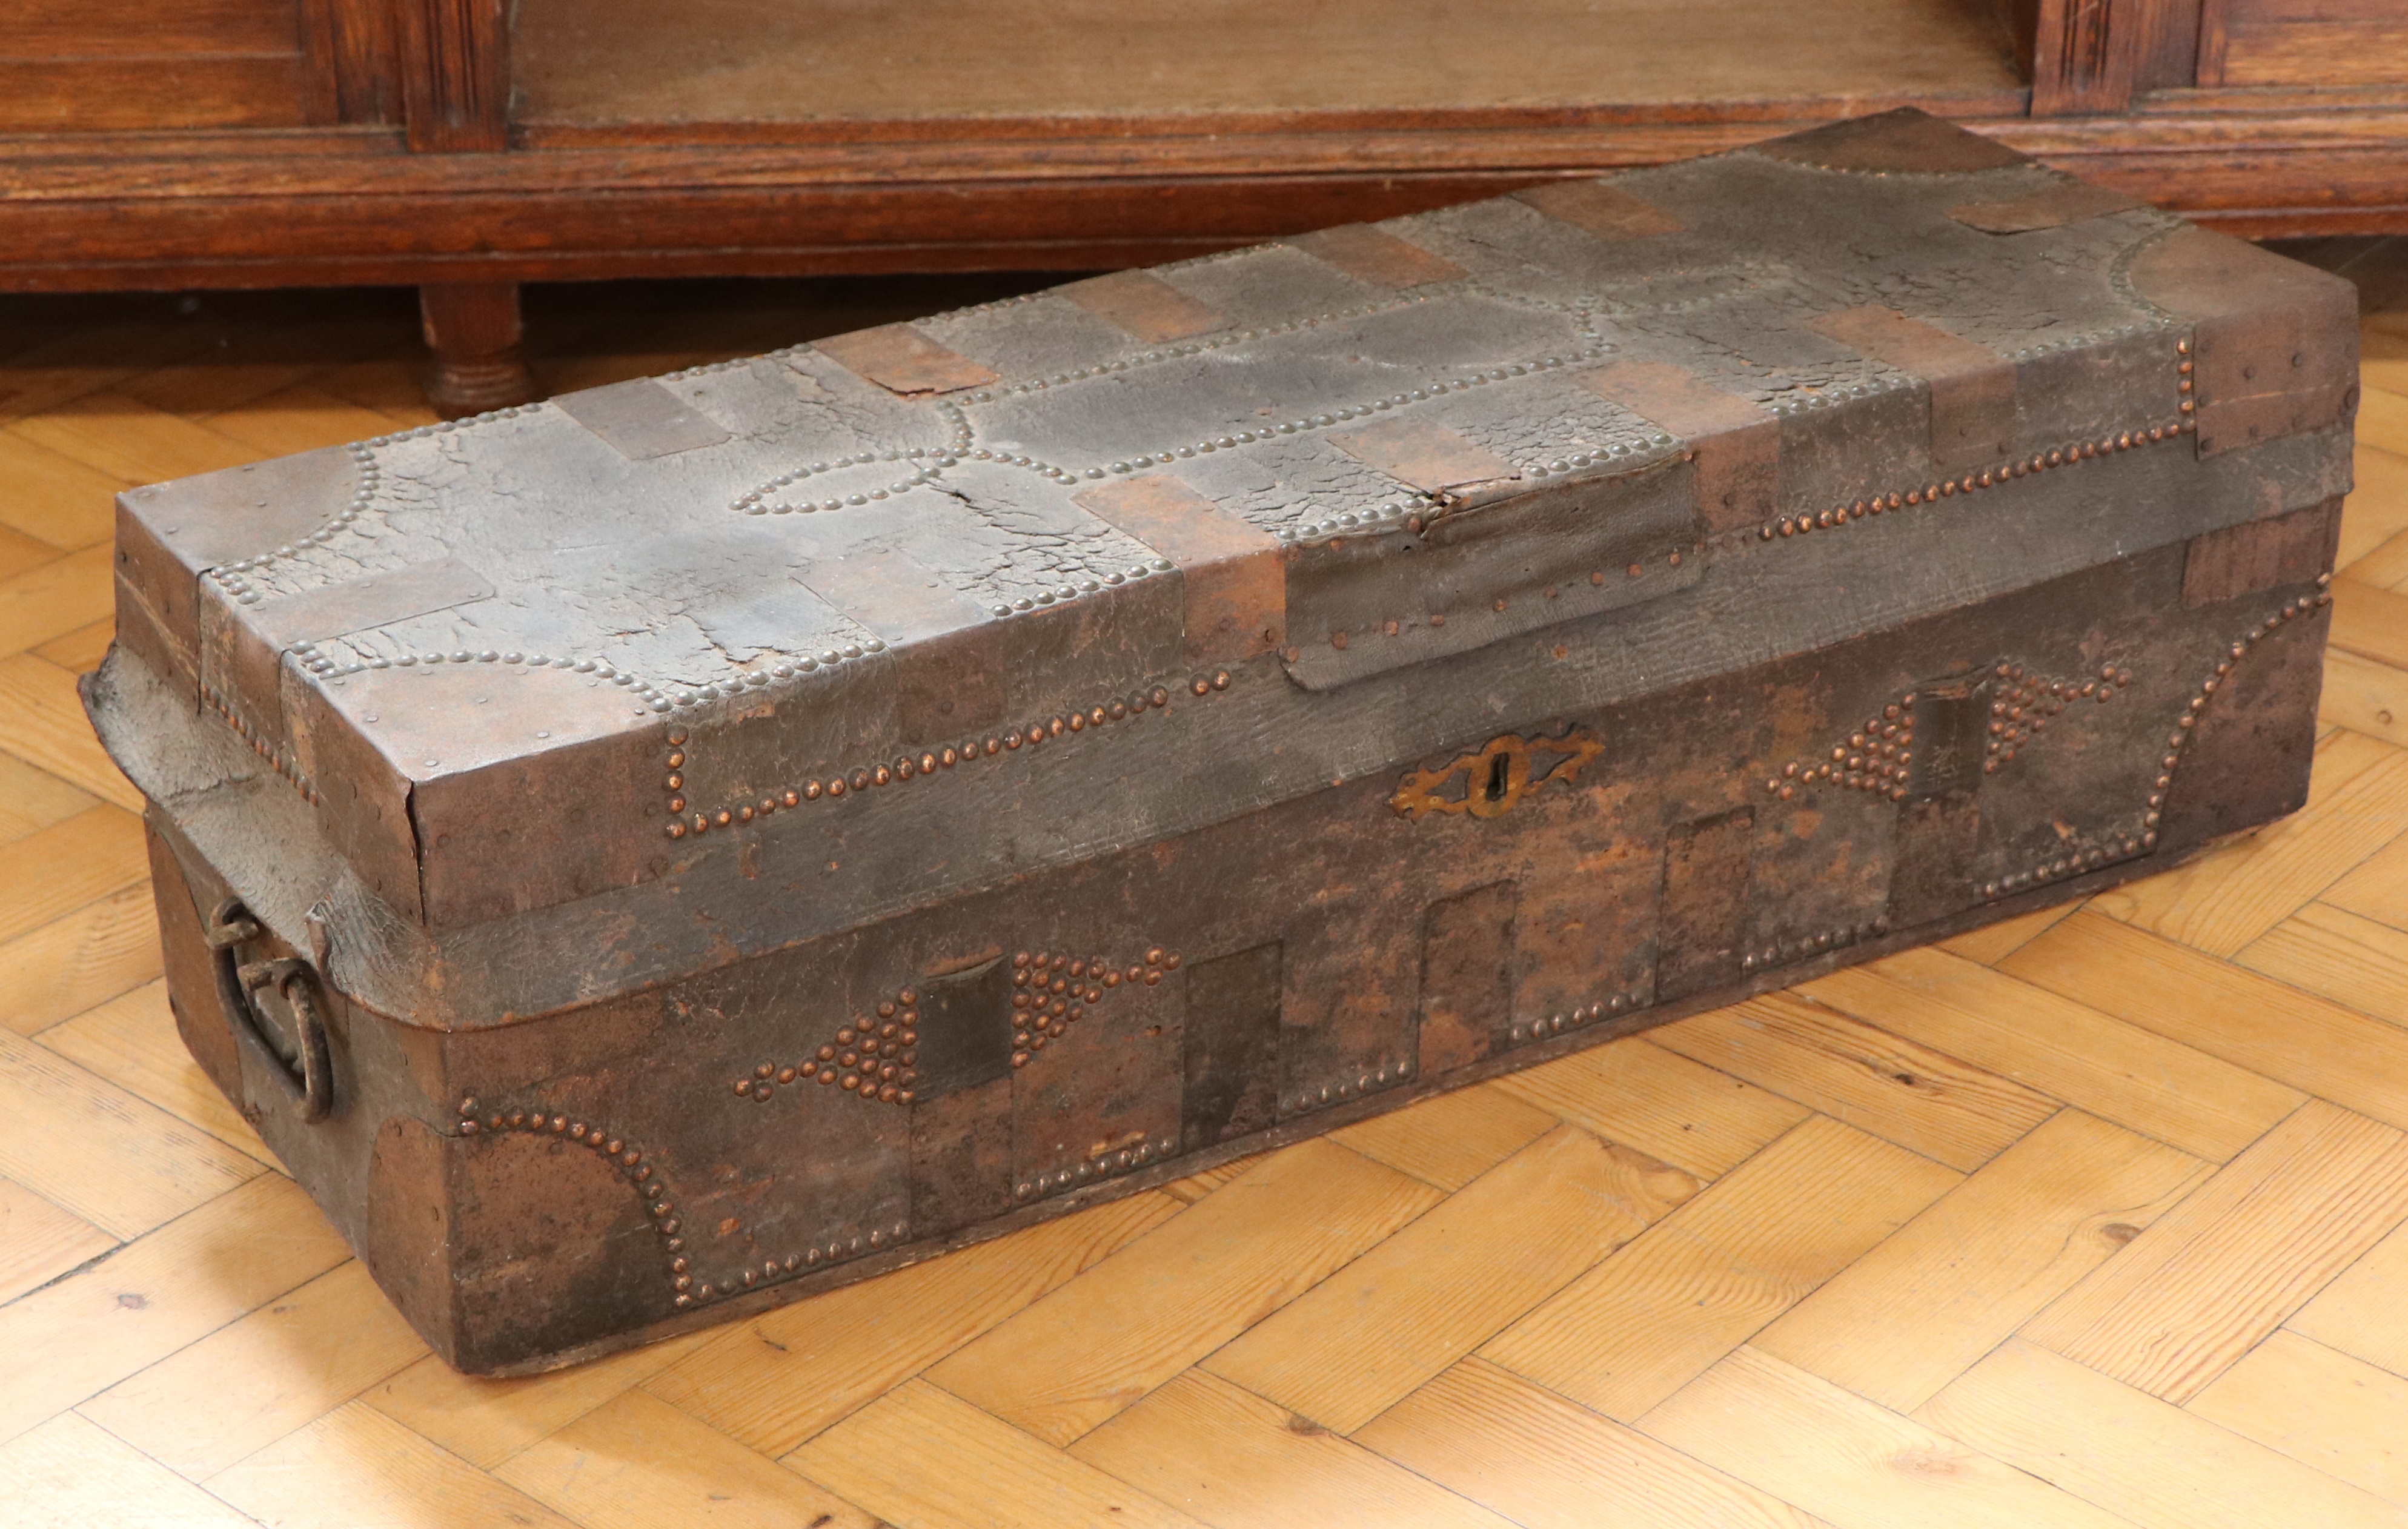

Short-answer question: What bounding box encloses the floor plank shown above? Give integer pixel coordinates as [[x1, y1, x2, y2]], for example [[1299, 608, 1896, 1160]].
[[1651, 993, 2057, 1171], [0, 543, 111, 663], [2330, 825, 2408, 930], [2022, 1099, 2408, 1404], [1355, 1357, 1830, 1529], [2189, 1329, 2408, 1507], [204, 384, 408, 460], [207, 1400, 577, 1529], [1752, 1110, 2207, 1412], [1637, 1345, 2138, 1529], [0, 749, 96, 845], [1804, 950, 2300, 1163], [2002, 912, 2408, 1130], [0, 1411, 260, 1529], [1491, 1036, 1813, 1179], [646, 1191, 1179, 1456], [0, 429, 128, 551], [2088, 730, 2408, 958], [924, 1139, 1441, 1447], [1921, 1338, 2408, 1529], [1325, 1080, 1559, 1190], [1479, 1116, 1959, 1420], [0, 1025, 263, 1239], [1935, 896, 2082, 965], [35, 616, 115, 674], [2289, 1218, 2408, 1379], [2235, 901, 2408, 1028], [496, 1388, 877, 1529], [78, 1259, 428, 1481], [2333, 577, 2408, 671], [0, 654, 145, 809], [0, 882, 162, 1039], [0, 806, 150, 948], [363, 1333, 713, 1472], [1070, 1369, 1516, 1529], [0, 1174, 348, 1445], [7, 391, 258, 485], [792, 1378, 1204, 1529], [0, 1174, 115, 1305], [2340, 443, 2408, 573], [2323, 649, 2408, 749], [1204, 1125, 1694, 1433], [35, 979, 271, 1161]]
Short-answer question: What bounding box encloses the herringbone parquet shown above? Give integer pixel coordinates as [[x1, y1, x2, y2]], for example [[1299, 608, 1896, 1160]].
[[5, 252, 2408, 1528]]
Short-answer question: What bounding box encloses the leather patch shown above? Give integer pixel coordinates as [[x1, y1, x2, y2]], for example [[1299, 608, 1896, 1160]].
[[803, 549, 1001, 743], [554, 378, 732, 460], [1755, 107, 2026, 174], [1809, 306, 2016, 468], [1418, 881, 1517, 1075], [2182, 497, 2343, 607], [1513, 180, 1683, 240], [244, 557, 498, 648], [1581, 360, 1779, 532], [1948, 181, 2138, 234], [2128, 227, 2360, 457], [1906, 680, 1988, 800], [1889, 793, 1982, 929], [1181, 940, 1282, 1150], [1657, 808, 1753, 1000], [1332, 418, 1513, 494], [815, 324, 999, 395], [1289, 224, 1467, 288], [1075, 475, 1284, 664], [1058, 270, 1223, 343]]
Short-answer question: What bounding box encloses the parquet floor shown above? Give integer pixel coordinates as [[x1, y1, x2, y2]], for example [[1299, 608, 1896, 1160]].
[[5, 252, 2408, 1528]]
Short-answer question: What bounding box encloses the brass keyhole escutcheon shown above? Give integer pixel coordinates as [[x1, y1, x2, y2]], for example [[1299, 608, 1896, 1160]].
[[1390, 728, 1605, 821]]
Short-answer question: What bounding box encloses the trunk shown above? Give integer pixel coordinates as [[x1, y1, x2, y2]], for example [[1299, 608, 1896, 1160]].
[[89, 108, 2355, 1374]]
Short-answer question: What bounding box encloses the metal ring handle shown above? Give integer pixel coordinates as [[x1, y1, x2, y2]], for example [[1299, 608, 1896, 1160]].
[[205, 898, 334, 1123]]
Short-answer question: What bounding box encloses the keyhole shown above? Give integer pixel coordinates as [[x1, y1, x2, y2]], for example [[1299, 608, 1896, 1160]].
[[1485, 751, 1511, 803]]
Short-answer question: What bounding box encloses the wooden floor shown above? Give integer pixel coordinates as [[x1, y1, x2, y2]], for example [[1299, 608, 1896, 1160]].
[[6, 254, 2408, 1528]]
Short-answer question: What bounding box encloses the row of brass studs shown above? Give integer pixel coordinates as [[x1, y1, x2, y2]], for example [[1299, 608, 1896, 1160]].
[[735, 982, 923, 1107], [1985, 662, 2133, 769], [1740, 916, 1889, 973], [293, 638, 678, 715], [1511, 989, 1650, 1044], [211, 440, 388, 599], [451, 1098, 704, 1305], [201, 683, 317, 804], [971, 293, 1442, 403], [731, 400, 975, 514], [697, 1218, 912, 1306], [1983, 826, 2152, 900], [1756, 414, 2196, 546], [1284, 1058, 1413, 1116], [1017, 1135, 1179, 1202], [1769, 698, 1917, 803], [665, 671, 1234, 838], [1978, 574, 2334, 900]]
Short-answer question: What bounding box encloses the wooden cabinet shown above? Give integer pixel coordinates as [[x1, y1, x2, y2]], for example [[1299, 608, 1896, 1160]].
[[6, 0, 2400, 411]]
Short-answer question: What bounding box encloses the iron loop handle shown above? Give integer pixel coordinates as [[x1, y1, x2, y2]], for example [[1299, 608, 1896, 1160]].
[[205, 898, 334, 1124]]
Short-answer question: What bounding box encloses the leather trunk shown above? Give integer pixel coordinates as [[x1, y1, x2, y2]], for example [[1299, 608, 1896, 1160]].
[[86, 108, 2358, 1375]]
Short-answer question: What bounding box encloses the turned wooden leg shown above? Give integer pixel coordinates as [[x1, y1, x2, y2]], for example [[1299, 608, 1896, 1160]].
[[419, 280, 537, 418]]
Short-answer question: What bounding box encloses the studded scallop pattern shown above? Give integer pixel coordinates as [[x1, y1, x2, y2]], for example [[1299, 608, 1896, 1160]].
[[1978, 578, 2335, 901]]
